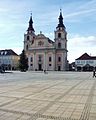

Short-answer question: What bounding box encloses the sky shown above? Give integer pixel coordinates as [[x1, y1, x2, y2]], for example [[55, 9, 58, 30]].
[[0, 0, 96, 63]]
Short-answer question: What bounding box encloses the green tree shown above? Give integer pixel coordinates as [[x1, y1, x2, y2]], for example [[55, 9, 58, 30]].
[[19, 50, 28, 72]]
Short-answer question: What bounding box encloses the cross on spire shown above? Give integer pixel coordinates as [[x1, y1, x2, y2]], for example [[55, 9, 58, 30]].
[[30, 12, 32, 16]]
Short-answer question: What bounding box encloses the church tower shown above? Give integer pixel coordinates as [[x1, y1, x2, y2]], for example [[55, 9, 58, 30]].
[[54, 9, 68, 71], [24, 14, 35, 52]]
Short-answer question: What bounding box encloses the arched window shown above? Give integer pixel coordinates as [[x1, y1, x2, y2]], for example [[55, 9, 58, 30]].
[[58, 33, 61, 38], [58, 57, 61, 62], [49, 57, 51, 62], [27, 36, 30, 40], [58, 42, 61, 48], [26, 45, 28, 50]]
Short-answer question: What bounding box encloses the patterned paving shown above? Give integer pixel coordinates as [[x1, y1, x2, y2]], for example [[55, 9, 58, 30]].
[[0, 71, 96, 120]]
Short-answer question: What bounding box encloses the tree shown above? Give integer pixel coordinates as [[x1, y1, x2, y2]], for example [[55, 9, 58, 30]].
[[19, 50, 28, 72]]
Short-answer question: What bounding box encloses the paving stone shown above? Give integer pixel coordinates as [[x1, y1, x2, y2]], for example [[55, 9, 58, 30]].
[[0, 71, 96, 120]]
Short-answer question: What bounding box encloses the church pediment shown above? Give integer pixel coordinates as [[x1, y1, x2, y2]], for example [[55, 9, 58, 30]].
[[36, 33, 46, 39]]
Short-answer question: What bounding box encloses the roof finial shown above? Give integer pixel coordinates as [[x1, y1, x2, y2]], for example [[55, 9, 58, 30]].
[[27, 11, 35, 33], [56, 9, 65, 29], [60, 8, 62, 13], [30, 11, 32, 16]]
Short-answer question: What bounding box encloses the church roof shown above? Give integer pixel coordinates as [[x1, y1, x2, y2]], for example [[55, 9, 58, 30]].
[[48, 38, 54, 44], [76, 53, 96, 60], [0, 49, 18, 56]]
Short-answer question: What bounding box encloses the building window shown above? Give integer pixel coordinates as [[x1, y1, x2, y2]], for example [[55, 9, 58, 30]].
[[58, 43, 61, 48], [49, 64, 51, 66], [31, 57, 33, 62], [58, 57, 61, 62], [30, 64, 33, 66], [27, 36, 30, 40], [49, 57, 51, 62], [58, 33, 61, 38], [26, 45, 28, 50], [65, 35, 67, 39], [38, 55, 42, 62]]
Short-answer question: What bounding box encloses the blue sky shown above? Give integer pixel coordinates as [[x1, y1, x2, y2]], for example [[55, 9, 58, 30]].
[[0, 0, 96, 62]]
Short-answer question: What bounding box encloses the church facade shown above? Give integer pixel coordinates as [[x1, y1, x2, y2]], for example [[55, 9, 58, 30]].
[[24, 11, 68, 71]]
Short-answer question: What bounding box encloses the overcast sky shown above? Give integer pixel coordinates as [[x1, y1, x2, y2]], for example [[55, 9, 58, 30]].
[[0, 0, 96, 62]]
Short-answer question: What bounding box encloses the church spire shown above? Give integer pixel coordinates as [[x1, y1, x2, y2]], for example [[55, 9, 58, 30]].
[[27, 13, 35, 33], [56, 9, 65, 29]]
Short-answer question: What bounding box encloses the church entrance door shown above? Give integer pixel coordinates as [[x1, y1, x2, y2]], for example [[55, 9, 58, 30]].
[[58, 66, 61, 71], [38, 64, 42, 71]]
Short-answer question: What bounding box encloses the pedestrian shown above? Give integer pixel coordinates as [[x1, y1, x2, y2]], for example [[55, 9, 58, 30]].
[[44, 70, 46, 74], [93, 69, 96, 78]]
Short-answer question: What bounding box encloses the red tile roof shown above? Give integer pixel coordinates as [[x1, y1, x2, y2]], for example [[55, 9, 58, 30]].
[[76, 53, 96, 60]]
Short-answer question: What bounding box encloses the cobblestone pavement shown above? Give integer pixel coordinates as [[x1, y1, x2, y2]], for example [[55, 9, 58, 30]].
[[0, 71, 96, 120]]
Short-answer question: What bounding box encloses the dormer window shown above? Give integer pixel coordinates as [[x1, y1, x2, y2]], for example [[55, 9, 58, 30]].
[[1, 51, 3, 55], [5, 51, 7, 55], [58, 33, 61, 38]]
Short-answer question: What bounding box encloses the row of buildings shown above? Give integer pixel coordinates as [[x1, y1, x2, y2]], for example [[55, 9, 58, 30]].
[[0, 10, 96, 71], [1, 49, 96, 71]]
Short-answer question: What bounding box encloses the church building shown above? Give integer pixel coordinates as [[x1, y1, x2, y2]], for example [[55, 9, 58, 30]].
[[24, 10, 68, 71]]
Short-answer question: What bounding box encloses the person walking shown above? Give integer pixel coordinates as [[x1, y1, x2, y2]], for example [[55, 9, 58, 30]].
[[93, 69, 96, 78]]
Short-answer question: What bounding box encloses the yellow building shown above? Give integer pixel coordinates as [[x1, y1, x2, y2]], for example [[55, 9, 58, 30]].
[[0, 49, 20, 70]]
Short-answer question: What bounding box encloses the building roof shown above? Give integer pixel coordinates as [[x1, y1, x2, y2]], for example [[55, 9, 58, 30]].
[[48, 38, 54, 44], [0, 49, 18, 56], [76, 53, 96, 60], [27, 15, 35, 33], [56, 9, 66, 29]]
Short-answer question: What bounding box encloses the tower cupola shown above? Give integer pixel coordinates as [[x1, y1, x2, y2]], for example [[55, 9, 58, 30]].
[[56, 9, 66, 29], [27, 14, 35, 33]]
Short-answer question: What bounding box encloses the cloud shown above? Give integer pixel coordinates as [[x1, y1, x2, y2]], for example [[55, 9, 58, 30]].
[[68, 34, 96, 47], [65, 8, 96, 19], [62, 0, 96, 23], [68, 34, 96, 62]]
